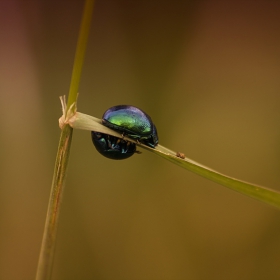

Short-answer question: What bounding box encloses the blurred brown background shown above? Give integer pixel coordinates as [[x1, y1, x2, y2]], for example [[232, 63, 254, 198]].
[[1, 0, 280, 279]]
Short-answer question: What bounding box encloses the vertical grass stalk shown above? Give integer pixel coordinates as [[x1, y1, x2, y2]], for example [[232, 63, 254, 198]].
[[36, 1, 94, 279]]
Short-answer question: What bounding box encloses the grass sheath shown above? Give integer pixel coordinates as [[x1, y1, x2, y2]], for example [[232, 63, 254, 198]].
[[35, 125, 73, 280]]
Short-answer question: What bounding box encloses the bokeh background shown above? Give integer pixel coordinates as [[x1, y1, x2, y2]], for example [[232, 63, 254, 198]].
[[1, 1, 280, 279]]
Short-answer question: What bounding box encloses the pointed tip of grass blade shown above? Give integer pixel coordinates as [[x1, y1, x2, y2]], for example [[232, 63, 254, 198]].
[[152, 145, 280, 209]]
